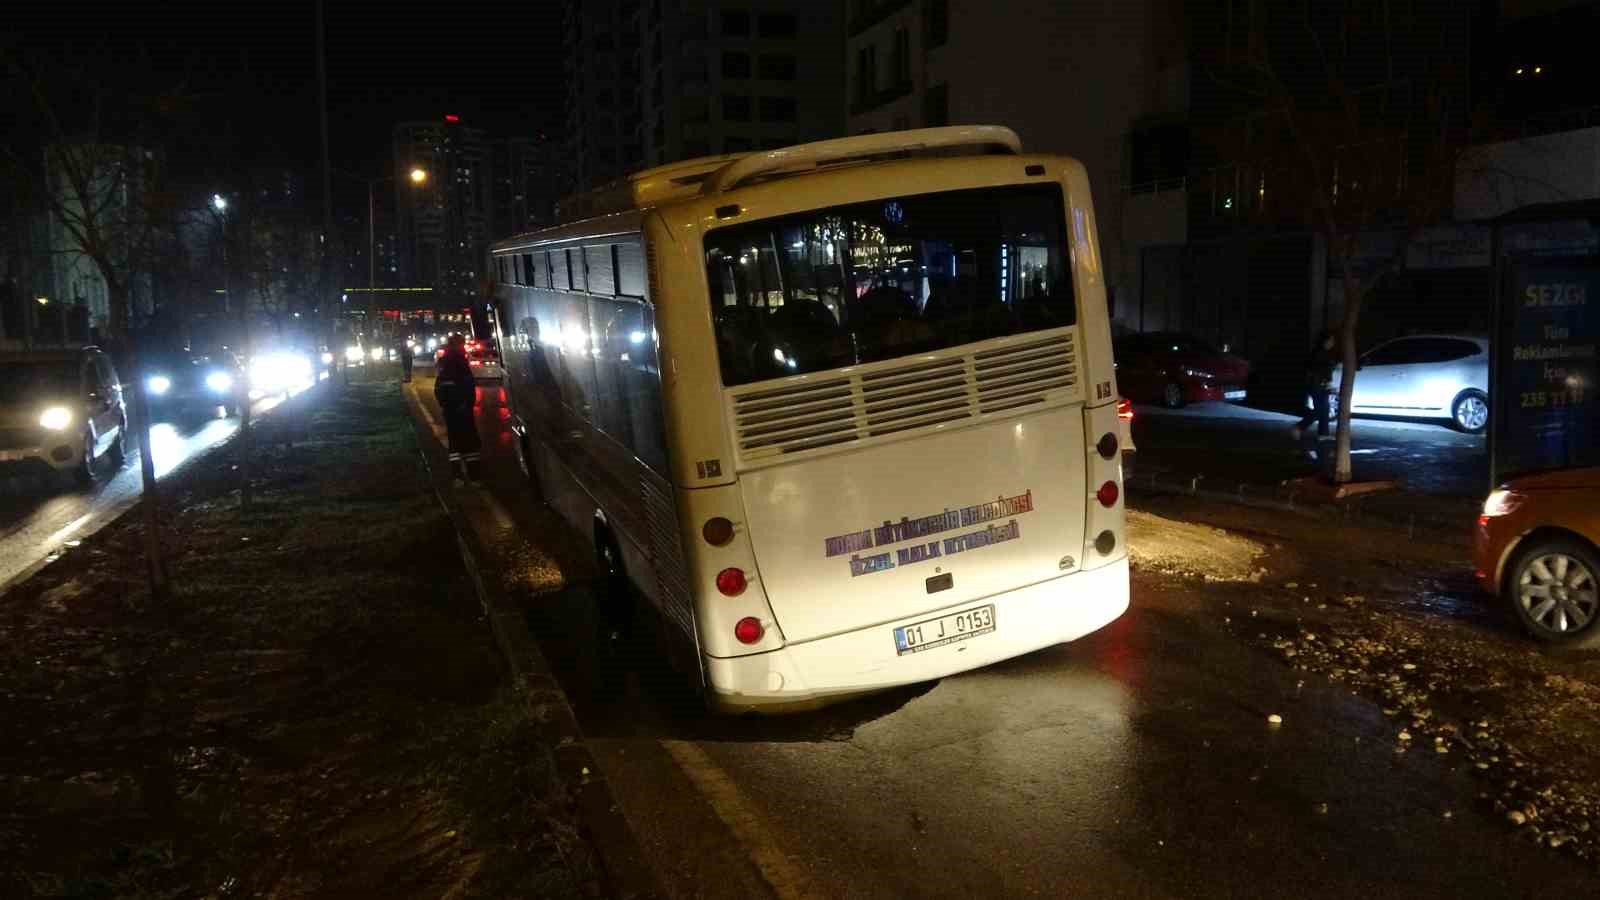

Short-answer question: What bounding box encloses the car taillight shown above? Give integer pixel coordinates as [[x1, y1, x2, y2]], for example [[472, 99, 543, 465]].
[[1096, 480, 1120, 508], [1117, 398, 1133, 421], [716, 567, 747, 596], [703, 517, 734, 546], [734, 616, 764, 645]]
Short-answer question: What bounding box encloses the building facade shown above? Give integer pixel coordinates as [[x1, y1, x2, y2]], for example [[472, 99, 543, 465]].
[[489, 135, 564, 239], [843, 0, 1189, 331], [563, 0, 846, 195], [393, 119, 491, 306]]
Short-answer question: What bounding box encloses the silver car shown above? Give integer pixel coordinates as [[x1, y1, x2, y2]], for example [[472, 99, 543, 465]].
[[1333, 334, 1489, 433], [0, 348, 129, 484]]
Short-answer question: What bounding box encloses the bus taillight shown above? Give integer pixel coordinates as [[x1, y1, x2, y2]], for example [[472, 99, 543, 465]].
[[734, 617, 764, 644], [1096, 432, 1118, 459], [716, 567, 748, 596], [702, 517, 735, 546], [1096, 480, 1120, 508]]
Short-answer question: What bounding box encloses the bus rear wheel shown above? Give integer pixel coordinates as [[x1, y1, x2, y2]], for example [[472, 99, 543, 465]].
[[595, 524, 635, 648]]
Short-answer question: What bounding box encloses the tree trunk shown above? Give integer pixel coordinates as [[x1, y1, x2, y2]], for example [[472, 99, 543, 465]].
[[1332, 260, 1367, 484], [121, 324, 168, 602], [238, 306, 254, 510], [107, 275, 130, 346]]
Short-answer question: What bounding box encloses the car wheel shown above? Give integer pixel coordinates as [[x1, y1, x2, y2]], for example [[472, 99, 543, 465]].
[[1508, 538, 1600, 643], [1161, 382, 1186, 409], [74, 429, 97, 486], [1452, 390, 1489, 434], [108, 420, 127, 467]]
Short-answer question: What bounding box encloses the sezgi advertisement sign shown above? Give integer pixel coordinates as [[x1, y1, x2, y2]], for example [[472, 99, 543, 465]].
[[1493, 259, 1599, 484]]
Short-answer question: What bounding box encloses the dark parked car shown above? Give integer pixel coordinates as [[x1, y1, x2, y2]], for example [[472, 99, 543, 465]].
[[141, 348, 246, 418], [1113, 332, 1251, 408]]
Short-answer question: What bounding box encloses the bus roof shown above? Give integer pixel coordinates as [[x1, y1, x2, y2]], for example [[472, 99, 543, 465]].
[[509, 125, 1024, 249]]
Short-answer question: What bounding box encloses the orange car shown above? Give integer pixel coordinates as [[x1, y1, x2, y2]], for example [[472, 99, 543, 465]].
[[1475, 466, 1600, 642]]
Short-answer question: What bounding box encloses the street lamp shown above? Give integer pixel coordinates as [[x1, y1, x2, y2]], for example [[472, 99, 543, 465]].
[[211, 193, 229, 313], [351, 166, 428, 321]]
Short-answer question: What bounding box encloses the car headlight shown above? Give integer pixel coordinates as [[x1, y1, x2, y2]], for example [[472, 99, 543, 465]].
[[1481, 489, 1523, 518], [205, 371, 234, 392], [345, 346, 363, 362], [39, 405, 73, 430], [147, 375, 172, 395], [370, 347, 385, 361], [320, 351, 334, 365]]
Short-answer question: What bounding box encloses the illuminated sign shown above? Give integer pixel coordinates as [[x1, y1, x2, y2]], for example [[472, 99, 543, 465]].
[[1494, 262, 1598, 480]]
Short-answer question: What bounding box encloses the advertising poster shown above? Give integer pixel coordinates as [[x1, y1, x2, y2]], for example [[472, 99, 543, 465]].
[[1494, 261, 1599, 481]]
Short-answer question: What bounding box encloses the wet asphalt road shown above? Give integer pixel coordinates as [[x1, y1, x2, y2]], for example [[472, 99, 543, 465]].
[[422, 376, 1587, 898], [0, 387, 311, 590], [1131, 401, 1486, 497]]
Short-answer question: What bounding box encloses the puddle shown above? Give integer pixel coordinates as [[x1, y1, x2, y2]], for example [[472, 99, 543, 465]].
[[1390, 571, 1507, 630]]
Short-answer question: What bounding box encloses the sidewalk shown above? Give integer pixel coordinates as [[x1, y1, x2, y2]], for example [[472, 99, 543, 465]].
[[0, 379, 598, 898], [1128, 402, 1486, 536]]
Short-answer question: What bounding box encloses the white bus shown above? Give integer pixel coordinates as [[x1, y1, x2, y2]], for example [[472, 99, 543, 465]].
[[489, 126, 1128, 712]]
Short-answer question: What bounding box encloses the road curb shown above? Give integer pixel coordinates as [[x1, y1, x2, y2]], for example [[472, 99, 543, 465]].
[[1128, 465, 1474, 544], [400, 387, 664, 900]]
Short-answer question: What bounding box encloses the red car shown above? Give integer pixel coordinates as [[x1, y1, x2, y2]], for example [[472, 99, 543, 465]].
[[1113, 332, 1251, 408]]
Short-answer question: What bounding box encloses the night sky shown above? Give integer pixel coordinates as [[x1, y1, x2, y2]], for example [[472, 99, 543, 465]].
[[9, 2, 563, 213]]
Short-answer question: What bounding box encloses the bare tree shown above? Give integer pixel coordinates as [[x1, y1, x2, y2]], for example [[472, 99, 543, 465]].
[[1, 50, 197, 598], [1203, 0, 1479, 483]]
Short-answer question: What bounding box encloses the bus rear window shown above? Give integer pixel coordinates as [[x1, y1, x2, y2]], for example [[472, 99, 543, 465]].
[[704, 183, 1075, 387]]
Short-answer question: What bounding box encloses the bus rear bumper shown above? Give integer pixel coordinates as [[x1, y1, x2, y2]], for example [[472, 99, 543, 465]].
[[705, 557, 1129, 714]]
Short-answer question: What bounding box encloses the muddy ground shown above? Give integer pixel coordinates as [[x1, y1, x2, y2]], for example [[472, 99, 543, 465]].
[[1133, 492, 1600, 864], [0, 383, 594, 899]]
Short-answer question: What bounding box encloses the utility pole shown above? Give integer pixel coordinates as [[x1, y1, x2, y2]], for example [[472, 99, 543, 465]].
[[315, 0, 337, 377], [214, 194, 252, 508]]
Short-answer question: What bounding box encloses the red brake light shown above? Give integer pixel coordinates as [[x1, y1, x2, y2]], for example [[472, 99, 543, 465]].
[[734, 616, 764, 644], [716, 567, 747, 596], [1097, 480, 1120, 508], [1117, 398, 1134, 420]]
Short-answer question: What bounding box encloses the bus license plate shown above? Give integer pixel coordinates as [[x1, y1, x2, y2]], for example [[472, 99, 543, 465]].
[[894, 605, 996, 655]]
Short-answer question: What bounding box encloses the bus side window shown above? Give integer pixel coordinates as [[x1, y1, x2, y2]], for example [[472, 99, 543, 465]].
[[552, 289, 598, 426], [588, 296, 631, 451], [628, 303, 669, 473]]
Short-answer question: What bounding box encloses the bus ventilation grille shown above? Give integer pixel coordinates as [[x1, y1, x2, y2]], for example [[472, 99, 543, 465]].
[[730, 332, 1076, 464]]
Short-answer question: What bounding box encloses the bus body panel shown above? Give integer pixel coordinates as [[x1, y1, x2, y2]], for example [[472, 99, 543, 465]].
[[706, 557, 1129, 712], [491, 230, 705, 665], [491, 138, 1126, 710], [735, 394, 1087, 644], [645, 155, 1118, 495]]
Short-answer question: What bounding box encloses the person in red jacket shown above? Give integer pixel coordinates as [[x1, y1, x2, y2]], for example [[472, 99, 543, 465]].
[[432, 334, 481, 481]]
